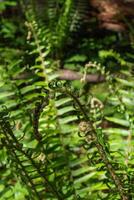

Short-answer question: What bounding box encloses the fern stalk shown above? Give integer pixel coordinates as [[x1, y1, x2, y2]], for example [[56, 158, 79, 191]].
[[64, 88, 129, 200], [0, 111, 63, 200]]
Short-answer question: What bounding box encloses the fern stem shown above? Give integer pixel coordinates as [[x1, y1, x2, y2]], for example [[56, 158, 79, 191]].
[[94, 139, 128, 200], [1, 119, 63, 200], [1, 130, 41, 200], [65, 89, 89, 121], [16, 146, 63, 200], [28, 21, 48, 83], [33, 97, 48, 141], [65, 89, 129, 200]]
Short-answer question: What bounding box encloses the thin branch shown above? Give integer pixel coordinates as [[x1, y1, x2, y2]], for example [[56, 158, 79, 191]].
[[13, 69, 105, 83], [58, 69, 105, 83]]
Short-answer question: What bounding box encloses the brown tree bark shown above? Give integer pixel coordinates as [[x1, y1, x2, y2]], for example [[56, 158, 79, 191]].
[[90, 0, 134, 32]]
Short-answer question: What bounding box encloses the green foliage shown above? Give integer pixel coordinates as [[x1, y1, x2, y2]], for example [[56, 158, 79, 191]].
[[0, 0, 134, 200], [0, 0, 16, 12]]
